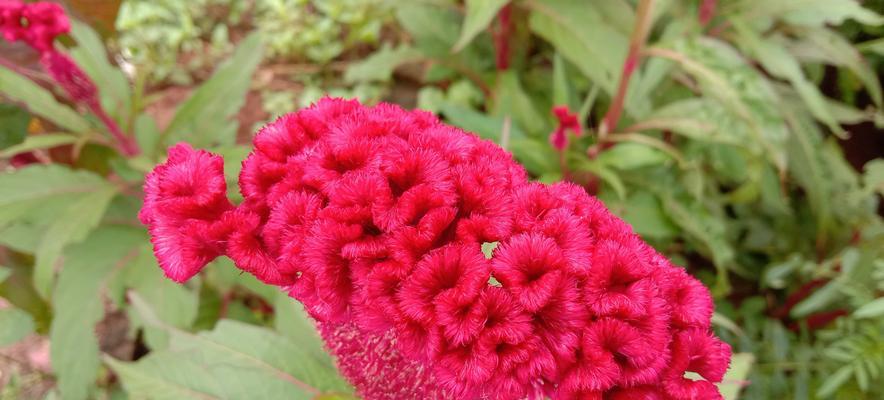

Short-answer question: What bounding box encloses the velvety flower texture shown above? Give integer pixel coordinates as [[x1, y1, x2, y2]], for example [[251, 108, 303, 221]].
[[141, 98, 731, 399]]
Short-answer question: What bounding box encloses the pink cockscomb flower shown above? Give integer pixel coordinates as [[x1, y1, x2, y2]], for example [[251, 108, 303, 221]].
[[549, 106, 581, 151], [0, 0, 139, 155], [141, 98, 731, 399]]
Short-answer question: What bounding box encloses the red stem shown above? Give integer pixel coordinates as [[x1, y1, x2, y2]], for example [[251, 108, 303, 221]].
[[90, 102, 139, 156], [598, 0, 654, 136], [493, 4, 513, 71], [698, 0, 717, 27]]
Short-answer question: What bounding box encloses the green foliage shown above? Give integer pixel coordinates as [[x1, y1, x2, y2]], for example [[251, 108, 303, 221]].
[[107, 292, 352, 399], [163, 32, 263, 148], [0, 66, 91, 132], [255, 0, 389, 62], [0, 307, 34, 346], [0, 104, 29, 150], [116, 0, 390, 83]]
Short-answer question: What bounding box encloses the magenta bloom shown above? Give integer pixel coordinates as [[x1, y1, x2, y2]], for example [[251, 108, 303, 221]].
[[0, 0, 139, 155], [0, 0, 68, 51], [141, 98, 731, 399], [549, 106, 581, 151]]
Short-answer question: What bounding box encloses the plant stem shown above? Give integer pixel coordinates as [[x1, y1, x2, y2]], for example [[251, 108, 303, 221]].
[[91, 102, 139, 156], [493, 3, 513, 71], [598, 0, 655, 138]]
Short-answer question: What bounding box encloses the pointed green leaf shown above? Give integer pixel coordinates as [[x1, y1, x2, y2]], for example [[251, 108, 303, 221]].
[[528, 0, 627, 98], [124, 292, 353, 398], [50, 227, 146, 400], [123, 246, 198, 351], [734, 20, 844, 137], [0, 66, 91, 133], [0, 164, 111, 225], [719, 353, 754, 400], [854, 297, 884, 319], [164, 33, 264, 148], [33, 186, 117, 298], [344, 44, 421, 83], [0, 134, 79, 158], [452, 0, 509, 52], [0, 104, 29, 150]]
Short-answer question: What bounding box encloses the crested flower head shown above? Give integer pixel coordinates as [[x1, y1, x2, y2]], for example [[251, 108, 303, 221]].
[[141, 98, 731, 399], [0, 1, 69, 51]]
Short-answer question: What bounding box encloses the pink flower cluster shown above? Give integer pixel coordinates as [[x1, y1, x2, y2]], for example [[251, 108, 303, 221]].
[[1, 1, 139, 155], [549, 106, 581, 151], [140, 98, 731, 399], [0, 0, 68, 52]]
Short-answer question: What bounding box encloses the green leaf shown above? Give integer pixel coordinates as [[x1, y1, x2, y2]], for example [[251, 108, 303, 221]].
[[344, 44, 421, 83], [510, 138, 560, 176], [395, 2, 491, 75], [733, 0, 884, 27], [576, 159, 627, 200], [441, 103, 525, 142], [123, 246, 198, 351], [854, 297, 884, 319], [0, 134, 79, 158], [0, 104, 29, 150], [134, 113, 161, 160], [50, 227, 146, 400], [0, 307, 35, 346], [273, 292, 336, 367], [164, 33, 264, 148], [817, 365, 854, 398], [864, 159, 884, 196], [783, 102, 832, 243], [0, 164, 111, 225], [719, 352, 754, 400], [733, 21, 844, 137], [789, 27, 882, 108], [552, 53, 573, 108], [205, 257, 280, 303], [661, 196, 733, 295], [790, 279, 842, 319], [69, 19, 132, 122], [0, 265, 10, 283], [528, 0, 627, 99], [33, 186, 117, 298], [617, 191, 678, 239], [121, 292, 352, 398], [597, 142, 670, 170], [0, 66, 91, 133], [493, 71, 546, 136], [858, 37, 884, 56], [105, 353, 224, 400], [452, 0, 509, 52], [658, 39, 789, 172]]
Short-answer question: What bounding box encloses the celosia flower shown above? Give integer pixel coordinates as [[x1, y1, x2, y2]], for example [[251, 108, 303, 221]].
[[549, 106, 581, 151], [141, 98, 731, 399], [0, 1, 139, 155]]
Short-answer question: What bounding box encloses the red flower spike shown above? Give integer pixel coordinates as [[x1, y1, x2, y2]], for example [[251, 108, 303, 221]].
[[549, 106, 581, 151], [141, 98, 730, 399]]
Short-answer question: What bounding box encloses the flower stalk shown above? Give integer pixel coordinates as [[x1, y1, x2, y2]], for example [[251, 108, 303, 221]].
[[0, 1, 140, 156], [598, 0, 655, 139]]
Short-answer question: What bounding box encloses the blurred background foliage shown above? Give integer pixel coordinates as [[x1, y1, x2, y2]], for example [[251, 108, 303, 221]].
[[0, 0, 882, 399]]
